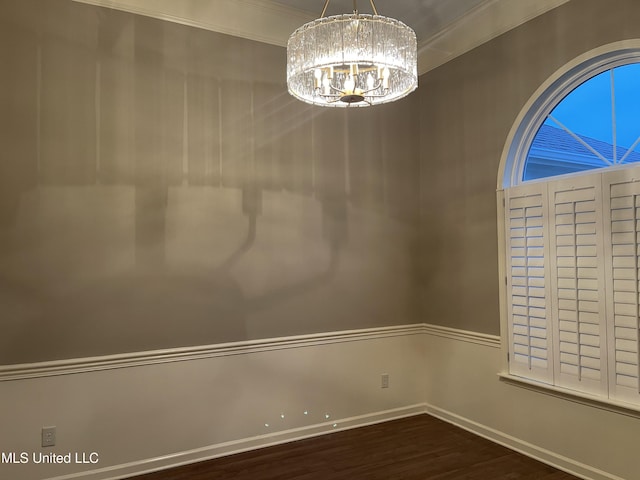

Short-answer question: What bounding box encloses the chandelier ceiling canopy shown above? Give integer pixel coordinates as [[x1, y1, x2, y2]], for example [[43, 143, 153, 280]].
[[286, 0, 418, 107]]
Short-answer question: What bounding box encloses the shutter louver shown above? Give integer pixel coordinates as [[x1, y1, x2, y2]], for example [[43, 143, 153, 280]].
[[506, 184, 553, 383], [549, 179, 607, 395], [505, 166, 640, 407], [604, 172, 640, 405]]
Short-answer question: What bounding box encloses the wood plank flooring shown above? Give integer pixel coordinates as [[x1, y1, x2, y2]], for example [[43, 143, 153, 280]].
[[128, 414, 579, 480]]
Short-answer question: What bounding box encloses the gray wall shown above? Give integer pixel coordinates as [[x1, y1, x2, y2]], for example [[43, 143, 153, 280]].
[[418, 0, 640, 334], [0, 0, 420, 364], [5, 0, 638, 362]]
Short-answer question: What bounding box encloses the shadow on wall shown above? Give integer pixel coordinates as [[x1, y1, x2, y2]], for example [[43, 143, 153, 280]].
[[0, 0, 420, 364]]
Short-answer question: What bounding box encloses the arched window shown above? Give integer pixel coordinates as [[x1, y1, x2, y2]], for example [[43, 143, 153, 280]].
[[499, 42, 640, 410], [524, 63, 640, 182]]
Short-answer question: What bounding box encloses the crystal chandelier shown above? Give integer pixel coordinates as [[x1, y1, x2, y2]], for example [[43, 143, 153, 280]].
[[286, 0, 418, 107]]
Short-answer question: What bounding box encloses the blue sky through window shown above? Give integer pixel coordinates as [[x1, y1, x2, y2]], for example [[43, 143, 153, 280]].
[[613, 63, 640, 149], [524, 62, 640, 181]]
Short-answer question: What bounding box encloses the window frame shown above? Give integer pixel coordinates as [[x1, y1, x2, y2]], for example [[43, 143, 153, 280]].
[[497, 40, 640, 414], [499, 41, 640, 189]]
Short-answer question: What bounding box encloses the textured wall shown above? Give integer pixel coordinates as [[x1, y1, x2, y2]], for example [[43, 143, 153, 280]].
[[417, 0, 640, 334], [0, 0, 420, 364]]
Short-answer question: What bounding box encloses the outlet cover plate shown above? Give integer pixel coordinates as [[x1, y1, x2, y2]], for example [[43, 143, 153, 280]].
[[42, 426, 56, 447]]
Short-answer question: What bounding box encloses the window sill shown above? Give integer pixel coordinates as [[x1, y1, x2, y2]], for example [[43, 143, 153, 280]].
[[498, 373, 640, 419]]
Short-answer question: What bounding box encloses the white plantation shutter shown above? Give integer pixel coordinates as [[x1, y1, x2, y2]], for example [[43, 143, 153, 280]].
[[505, 166, 640, 407], [604, 170, 640, 405], [506, 184, 553, 383], [548, 177, 607, 395]]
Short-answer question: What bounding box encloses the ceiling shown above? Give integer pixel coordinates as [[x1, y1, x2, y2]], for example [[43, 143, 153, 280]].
[[271, 0, 489, 41], [72, 0, 570, 74]]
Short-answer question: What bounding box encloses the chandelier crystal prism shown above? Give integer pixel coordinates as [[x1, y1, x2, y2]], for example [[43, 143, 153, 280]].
[[286, 0, 418, 107]]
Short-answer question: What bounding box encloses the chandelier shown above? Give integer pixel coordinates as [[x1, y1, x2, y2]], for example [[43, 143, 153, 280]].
[[286, 0, 418, 107]]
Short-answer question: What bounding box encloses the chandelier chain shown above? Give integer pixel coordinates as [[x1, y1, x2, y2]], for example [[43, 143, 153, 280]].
[[320, 0, 380, 18], [320, 0, 330, 17]]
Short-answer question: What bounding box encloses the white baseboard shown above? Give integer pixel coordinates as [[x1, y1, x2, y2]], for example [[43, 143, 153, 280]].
[[424, 404, 625, 480], [47, 404, 427, 480], [51, 400, 623, 480]]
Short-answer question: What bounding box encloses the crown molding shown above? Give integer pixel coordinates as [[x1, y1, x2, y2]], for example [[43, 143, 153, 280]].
[[72, 0, 569, 75], [417, 0, 571, 75], [71, 0, 313, 46]]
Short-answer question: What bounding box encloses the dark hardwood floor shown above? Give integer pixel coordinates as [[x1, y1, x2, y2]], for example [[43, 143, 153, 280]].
[[128, 414, 579, 479]]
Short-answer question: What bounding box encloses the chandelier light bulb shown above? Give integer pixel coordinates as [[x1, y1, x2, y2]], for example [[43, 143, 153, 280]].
[[366, 73, 375, 91], [344, 75, 356, 94], [382, 66, 390, 90], [322, 74, 331, 95]]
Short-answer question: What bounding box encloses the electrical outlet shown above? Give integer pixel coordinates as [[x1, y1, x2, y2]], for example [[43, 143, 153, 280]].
[[42, 426, 56, 447], [381, 373, 389, 389]]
